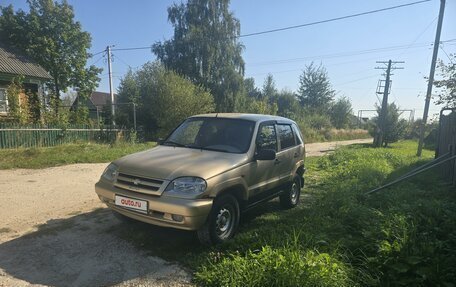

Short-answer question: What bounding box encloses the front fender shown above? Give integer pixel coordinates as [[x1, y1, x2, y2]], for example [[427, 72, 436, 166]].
[[206, 176, 249, 201]]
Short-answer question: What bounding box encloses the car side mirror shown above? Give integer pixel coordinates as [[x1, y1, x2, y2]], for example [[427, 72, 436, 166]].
[[255, 149, 276, 161], [157, 138, 164, 145]]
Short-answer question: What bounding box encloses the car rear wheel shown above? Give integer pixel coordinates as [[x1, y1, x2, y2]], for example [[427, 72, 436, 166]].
[[197, 194, 240, 245], [280, 175, 301, 209]]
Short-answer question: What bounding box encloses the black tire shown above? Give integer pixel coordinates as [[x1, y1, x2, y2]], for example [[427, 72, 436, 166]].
[[197, 194, 240, 245], [112, 210, 135, 223], [280, 175, 301, 209]]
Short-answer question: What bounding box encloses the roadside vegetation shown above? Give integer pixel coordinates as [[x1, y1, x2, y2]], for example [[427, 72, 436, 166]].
[[193, 141, 455, 286], [0, 142, 156, 169], [110, 141, 455, 286]]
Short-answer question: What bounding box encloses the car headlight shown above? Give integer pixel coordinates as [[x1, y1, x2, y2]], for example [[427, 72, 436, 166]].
[[165, 177, 207, 195], [102, 163, 118, 181]]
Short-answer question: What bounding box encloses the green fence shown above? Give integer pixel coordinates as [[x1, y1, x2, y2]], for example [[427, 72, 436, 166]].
[[0, 123, 128, 149]]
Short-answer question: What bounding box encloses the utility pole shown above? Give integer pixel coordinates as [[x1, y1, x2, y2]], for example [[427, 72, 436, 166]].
[[417, 0, 446, 156], [374, 60, 404, 147], [106, 45, 115, 126]]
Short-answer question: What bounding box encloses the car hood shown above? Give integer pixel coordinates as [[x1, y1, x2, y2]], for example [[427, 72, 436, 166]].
[[114, 145, 250, 180]]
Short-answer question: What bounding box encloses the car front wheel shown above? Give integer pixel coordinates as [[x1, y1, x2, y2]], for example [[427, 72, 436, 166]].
[[197, 194, 240, 245]]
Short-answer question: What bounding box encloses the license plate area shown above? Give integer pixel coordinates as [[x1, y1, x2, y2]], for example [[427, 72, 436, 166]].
[[114, 195, 148, 214]]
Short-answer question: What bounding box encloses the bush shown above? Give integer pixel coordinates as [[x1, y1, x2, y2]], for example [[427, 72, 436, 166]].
[[195, 244, 354, 287]]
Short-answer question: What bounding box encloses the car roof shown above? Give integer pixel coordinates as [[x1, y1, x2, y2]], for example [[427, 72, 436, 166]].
[[191, 113, 296, 124]]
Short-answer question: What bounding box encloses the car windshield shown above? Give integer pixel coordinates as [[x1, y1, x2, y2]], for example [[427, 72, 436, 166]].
[[163, 117, 255, 153]]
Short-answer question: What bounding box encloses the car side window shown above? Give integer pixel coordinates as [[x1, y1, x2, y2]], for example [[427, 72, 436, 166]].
[[292, 123, 303, 145], [256, 124, 277, 151], [277, 124, 295, 150]]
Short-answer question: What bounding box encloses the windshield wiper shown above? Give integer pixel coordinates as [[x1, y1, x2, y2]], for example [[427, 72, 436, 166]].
[[187, 145, 229, 153], [162, 140, 186, 147]]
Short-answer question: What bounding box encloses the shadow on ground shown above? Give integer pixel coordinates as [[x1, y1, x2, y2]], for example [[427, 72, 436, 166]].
[[0, 208, 191, 287], [0, 199, 283, 286]]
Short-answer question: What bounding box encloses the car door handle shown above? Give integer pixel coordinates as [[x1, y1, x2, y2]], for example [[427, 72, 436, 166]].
[[274, 159, 281, 165]]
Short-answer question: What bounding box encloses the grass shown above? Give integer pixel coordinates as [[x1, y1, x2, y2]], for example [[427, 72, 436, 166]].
[[109, 140, 455, 286], [0, 142, 156, 169], [0, 134, 372, 169], [304, 128, 371, 143]]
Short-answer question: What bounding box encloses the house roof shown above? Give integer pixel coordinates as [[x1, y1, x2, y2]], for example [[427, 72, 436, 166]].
[[0, 44, 52, 80], [71, 91, 113, 110], [90, 91, 111, 106]]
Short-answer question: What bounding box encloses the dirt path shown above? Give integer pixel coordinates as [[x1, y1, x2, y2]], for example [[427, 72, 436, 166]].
[[0, 138, 371, 287], [305, 138, 372, 157]]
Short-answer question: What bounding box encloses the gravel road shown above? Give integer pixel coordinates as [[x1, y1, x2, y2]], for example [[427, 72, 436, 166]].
[[0, 138, 371, 287]]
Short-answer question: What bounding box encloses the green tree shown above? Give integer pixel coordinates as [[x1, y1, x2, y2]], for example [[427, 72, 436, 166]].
[[277, 89, 299, 119], [370, 103, 407, 147], [152, 0, 244, 112], [434, 54, 455, 107], [330, 96, 353, 129], [244, 77, 262, 99], [116, 62, 215, 138], [297, 62, 335, 112], [0, 0, 102, 114], [262, 74, 278, 101], [6, 76, 29, 124]]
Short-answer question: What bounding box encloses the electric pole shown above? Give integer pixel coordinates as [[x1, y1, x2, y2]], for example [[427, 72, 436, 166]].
[[374, 60, 404, 147], [107, 45, 115, 126], [417, 0, 446, 156]]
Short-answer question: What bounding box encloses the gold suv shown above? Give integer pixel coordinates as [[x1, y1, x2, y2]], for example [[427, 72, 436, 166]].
[[95, 113, 305, 245]]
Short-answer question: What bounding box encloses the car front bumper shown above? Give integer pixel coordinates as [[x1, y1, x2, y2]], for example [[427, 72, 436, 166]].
[[95, 180, 213, 230]]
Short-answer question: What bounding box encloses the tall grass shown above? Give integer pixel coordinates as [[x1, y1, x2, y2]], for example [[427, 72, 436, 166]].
[[302, 128, 370, 143], [0, 142, 156, 169], [194, 141, 456, 286]]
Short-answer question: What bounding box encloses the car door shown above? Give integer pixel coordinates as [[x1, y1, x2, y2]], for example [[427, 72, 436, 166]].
[[247, 121, 281, 198], [275, 123, 299, 184]]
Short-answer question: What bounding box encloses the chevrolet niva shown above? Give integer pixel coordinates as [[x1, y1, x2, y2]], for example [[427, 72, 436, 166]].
[[95, 113, 305, 245]]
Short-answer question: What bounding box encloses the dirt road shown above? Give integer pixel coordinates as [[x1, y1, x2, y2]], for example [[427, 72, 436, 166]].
[[0, 138, 371, 286], [305, 138, 372, 157]]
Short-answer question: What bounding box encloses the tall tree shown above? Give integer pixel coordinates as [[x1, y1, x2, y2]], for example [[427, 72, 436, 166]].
[[244, 77, 261, 99], [0, 0, 101, 112], [262, 74, 278, 101], [434, 55, 455, 107], [116, 62, 214, 138], [152, 0, 245, 112], [277, 89, 299, 119], [370, 103, 407, 147], [297, 62, 335, 112], [330, 96, 353, 129]]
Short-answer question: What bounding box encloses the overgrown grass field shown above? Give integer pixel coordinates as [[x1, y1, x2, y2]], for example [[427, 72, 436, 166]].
[[0, 142, 156, 169], [110, 141, 455, 286], [304, 128, 371, 143]]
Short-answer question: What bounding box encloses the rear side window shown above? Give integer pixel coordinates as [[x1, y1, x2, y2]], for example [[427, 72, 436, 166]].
[[277, 124, 295, 150], [257, 124, 277, 151], [292, 123, 303, 144]]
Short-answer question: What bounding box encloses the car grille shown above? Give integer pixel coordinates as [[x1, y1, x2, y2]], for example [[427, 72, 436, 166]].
[[115, 173, 164, 195]]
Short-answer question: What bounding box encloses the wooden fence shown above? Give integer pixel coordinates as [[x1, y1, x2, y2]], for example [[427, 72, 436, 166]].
[[0, 123, 129, 149], [436, 108, 456, 186]]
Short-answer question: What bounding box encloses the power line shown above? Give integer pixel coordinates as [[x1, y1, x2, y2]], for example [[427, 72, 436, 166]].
[[112, 46, 153, 52], [90, 50, 105, 58], [249, 42, 431, 67], [89, 55, 105, 66], [113, 54, 133, 69], [239, 0, 431, 38], [398, 16, 437, 57], [439, 45, 454, 64]]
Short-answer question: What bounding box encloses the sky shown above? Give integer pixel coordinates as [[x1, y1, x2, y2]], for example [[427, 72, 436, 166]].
[[2, 0, 456, 119]]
